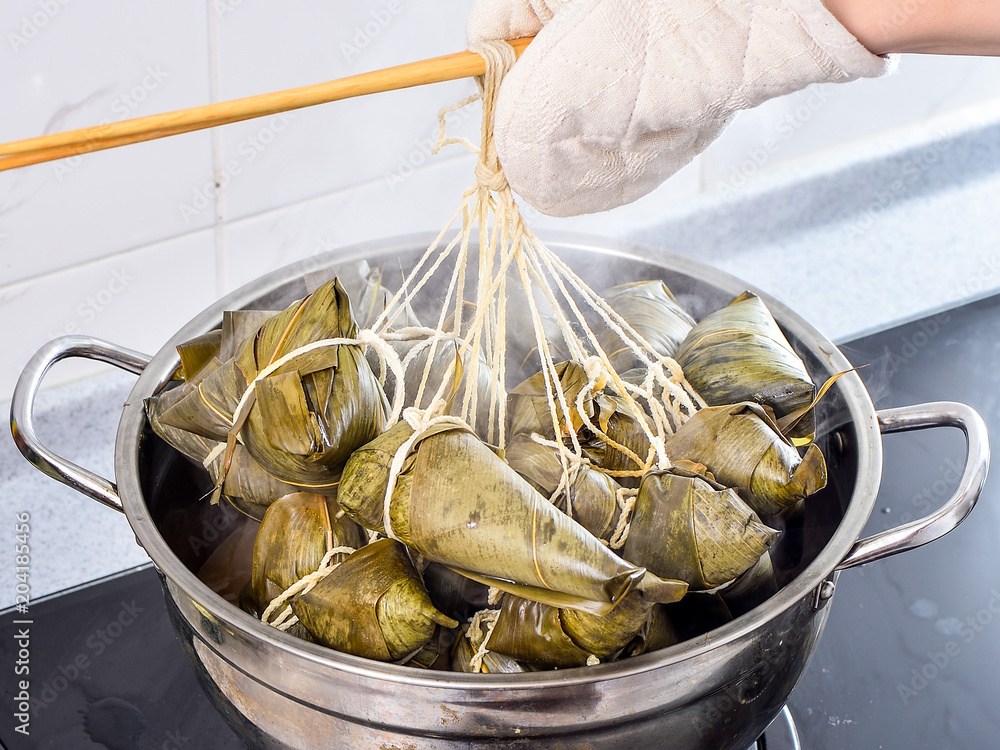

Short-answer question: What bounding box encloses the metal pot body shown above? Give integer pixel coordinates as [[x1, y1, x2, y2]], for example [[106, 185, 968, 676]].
[[164, 574, 828, 749], [12, 233, 988, 750]]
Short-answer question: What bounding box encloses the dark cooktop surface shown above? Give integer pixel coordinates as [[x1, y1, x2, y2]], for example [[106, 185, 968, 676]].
[[3, 293, 999, 749], [786, 294, 1000, 749]]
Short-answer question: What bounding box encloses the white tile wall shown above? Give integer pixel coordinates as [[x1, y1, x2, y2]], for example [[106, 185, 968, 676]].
[[219, 151, 479, 292], [217, 147, 703, 294], [211, 0, 480, 222], [0, 0, 215, 285], [0, 230, 218, 394], [3, 1, 1000, 401]]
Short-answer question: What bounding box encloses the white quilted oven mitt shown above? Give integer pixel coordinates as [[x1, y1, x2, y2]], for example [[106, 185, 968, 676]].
[[467, 0, 892, 217]]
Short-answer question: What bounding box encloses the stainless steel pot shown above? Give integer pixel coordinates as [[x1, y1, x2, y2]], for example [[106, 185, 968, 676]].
[[11, 233, 989, 750]]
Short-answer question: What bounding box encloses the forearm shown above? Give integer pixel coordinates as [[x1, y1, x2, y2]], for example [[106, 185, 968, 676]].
[[823, 0, 1000, 55]]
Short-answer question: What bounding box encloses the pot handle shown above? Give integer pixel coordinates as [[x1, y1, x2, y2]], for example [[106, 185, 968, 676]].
[[10, 335, 151, 514], [835, 401, 989, 570]]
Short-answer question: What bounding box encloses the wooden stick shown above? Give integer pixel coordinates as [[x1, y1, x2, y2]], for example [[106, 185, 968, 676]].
[[0, 37, 533, 173]]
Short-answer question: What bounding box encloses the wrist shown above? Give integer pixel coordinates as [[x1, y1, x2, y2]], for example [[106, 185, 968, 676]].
[[819, 0, 886, 53], [822, 0, 1000, 55]]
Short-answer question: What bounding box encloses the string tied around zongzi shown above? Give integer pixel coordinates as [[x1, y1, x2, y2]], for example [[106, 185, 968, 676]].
[[210, 327, 407, 504], [575, 356, 672, 474], [607, 487, 640, 550], [368, 39, 703, 483], [261, 544, 358, 631], [379, 403, 472, 542], [466, 607, 501, 673], [526, 432, 587, 519]]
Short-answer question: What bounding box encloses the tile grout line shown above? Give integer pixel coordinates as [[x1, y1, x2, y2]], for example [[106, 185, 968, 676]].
[[0, 151, 472, 296], [206, 0, 226, 298]]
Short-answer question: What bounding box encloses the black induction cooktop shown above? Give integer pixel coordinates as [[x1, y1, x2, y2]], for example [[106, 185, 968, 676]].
[[2, 293, 998, 750]]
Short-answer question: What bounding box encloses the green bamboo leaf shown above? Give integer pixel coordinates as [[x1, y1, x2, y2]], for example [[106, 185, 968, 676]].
[[403, 627, 454, 670], [146, 383, 219, 464], [290, 539, 457, 662], [667, 402, 827, 516], [719, 553, 778, 617], [623, 603, 682, 658], [421, 562, 491, 623], [621, 469, 778, 590], [176, 330, 222, 382], [508, 361, 594, 440], [560, 587, 659, 659], [598, 280, 695, 373], [220, 310, 281, 361], [157, 358, 247, 441], [505, 433, 623, 541], [487, 595, 595, 669], [249, 492, 365, 616], [453, 623, 536, 674], [339, 421, 665, 614], [210, 445, 302, 521], [158, 278, 388, 488], [777, 367, 861, 439], [677, 293, 816, 438], [376, 332, 503, 439], [582, 398, 655, 479]]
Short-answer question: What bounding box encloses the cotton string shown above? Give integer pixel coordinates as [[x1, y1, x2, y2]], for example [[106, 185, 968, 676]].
[[379, 404, 469, 541], [466, 607, 500, 673], [261, 545, 357, 631], [366, 38, 705, 494], [210, 329, 407, 500]]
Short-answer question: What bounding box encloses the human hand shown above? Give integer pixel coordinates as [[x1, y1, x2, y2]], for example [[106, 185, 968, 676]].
[[467, 0, 890, 217]]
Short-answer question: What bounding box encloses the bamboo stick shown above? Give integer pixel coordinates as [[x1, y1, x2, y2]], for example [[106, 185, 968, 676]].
[[0, 37, 533, 173]]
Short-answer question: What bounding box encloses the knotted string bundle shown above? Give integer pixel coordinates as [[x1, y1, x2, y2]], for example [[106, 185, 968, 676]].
[[369, 40, 703, 501]]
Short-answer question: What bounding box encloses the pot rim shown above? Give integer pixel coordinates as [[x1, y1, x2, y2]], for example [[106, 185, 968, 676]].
[[116, 231, 882, 690]]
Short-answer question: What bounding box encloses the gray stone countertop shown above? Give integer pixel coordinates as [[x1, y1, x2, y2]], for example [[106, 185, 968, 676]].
[[2, 102, 998, 608], [623, 99, 1000, 344], [2, 371, 151, 609]]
